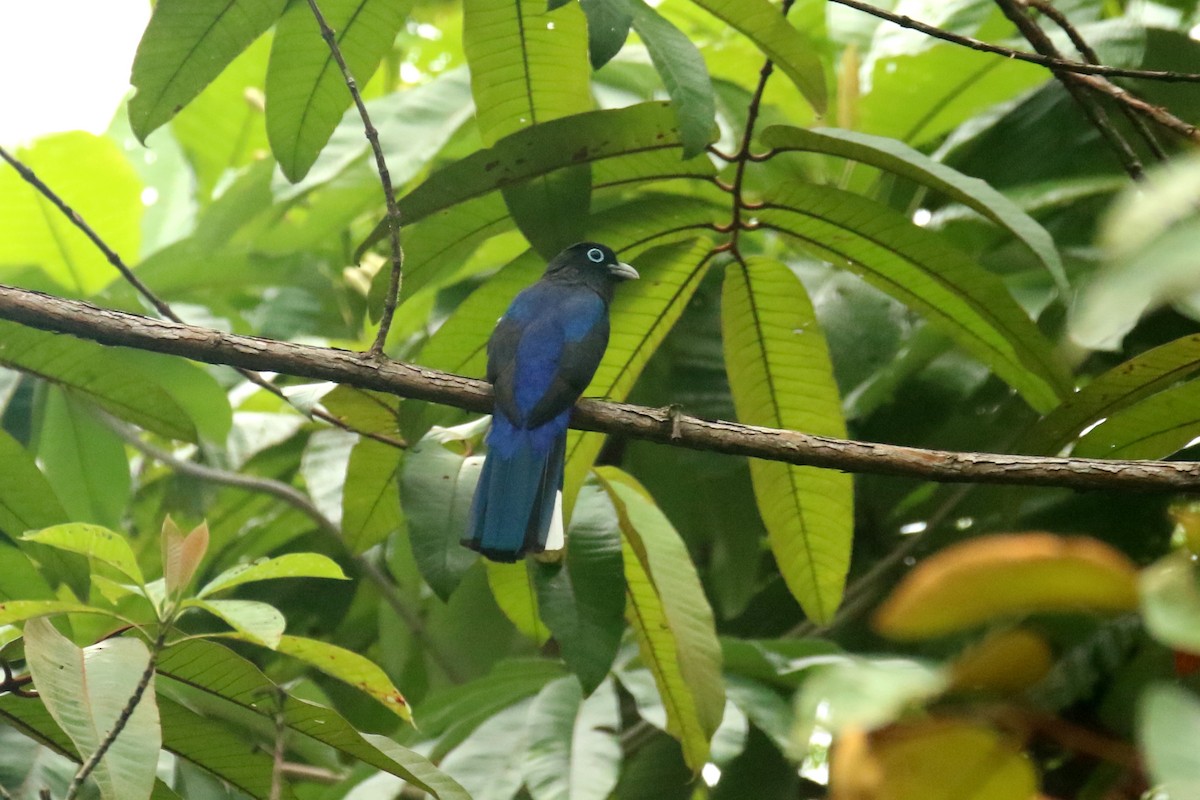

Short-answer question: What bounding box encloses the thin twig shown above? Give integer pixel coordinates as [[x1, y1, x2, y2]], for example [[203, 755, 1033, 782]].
[[1027, 0, 1166, 161], [994, 0, 1143, 180], [269, 691, 287, 800], [105, 415, 465, 683], [828, 0, 1200, 83], [63, 625, 169, 800], [11, 284, 1200, 493], [304, 0, 404, 356]]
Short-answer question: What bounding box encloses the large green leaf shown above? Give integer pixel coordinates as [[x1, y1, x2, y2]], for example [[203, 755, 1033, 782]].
[[562, 238, 714, 513], [534, 481, 626, 694], [758, 182, 1070, 412], [688, 0, 826, 113], [626, 0, 716, 159], [463, 0, 592, 145], [438, 698, 532, 800], [0, 428, 67, 540], [23, 523, 145, 586], [185, 599, 286, 648], [129, 0, 287, 141], [0, 600, 103, 626], [401, 418, 486, 600], [360, 101, 712, 252], [24, 619, 161, 800], [342, 438, 404, 554], [463, 0, 593, 254], [596, 467, 724, 771], [1072, 378, 1200, 461], [580, 0, 633, 68], [760, 125, 1066, 291], [0, 322, 198, 441], [487, 560, 550, 644], [522, 676, 621, 800], [266, 0, 411, 181], [197, 553, 348, 597], [273, 634, 412, 721], [0, 133, 141, 295], [1022, 335, 1200, 455], [170, 33, 272, 200], [36, 389, 132, 530], [155, 639, 469, 799], [156, 694, 293, 800], [722, 258, 851, 624]]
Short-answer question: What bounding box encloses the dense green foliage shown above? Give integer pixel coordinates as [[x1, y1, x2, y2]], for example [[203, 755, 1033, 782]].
[[3, 0, 1200, 798]]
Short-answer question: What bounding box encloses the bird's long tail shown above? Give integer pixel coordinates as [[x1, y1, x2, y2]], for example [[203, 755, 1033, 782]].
[[463, 420, 565, 562]]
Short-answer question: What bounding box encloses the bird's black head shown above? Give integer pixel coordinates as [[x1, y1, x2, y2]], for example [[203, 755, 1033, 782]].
[[545, 242, 640, 288]]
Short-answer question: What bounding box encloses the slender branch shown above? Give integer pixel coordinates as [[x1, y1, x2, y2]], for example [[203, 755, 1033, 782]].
[[992, 0, 1143, 180], [304, 0, 404, 356], [106, 414, 465, 683], [827, 0, 1200, 83], [9, 284, 1200, 492], [0, 143, 405, 449], [1027, 0, 1166, 161], [63, 626, 169, 800]]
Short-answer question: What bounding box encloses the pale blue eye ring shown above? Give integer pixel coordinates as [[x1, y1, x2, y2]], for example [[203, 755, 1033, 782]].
[[587, 248, 604, 263]]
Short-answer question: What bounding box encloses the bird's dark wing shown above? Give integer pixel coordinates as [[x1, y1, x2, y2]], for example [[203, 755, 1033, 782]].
[[486, 283, 609, 429]]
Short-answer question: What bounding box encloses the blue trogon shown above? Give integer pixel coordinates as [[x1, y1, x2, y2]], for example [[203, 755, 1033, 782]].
[[463, 242, 639, 562]]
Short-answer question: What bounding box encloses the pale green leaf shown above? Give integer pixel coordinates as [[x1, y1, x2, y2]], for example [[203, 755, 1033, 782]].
[[596, 466, 724, 770], [24, 523, 145, 586], [342, 438, 404, 554], [522, 676, 621, 800], [0, 133, 141, 295], [129, 0, 287, 140], [267, 0, 411, 181], [722, 258, 851, 623], [759, 182, 1070, 412], [186, 598, 286, 648], [401, 418, 487, 600], [24, 619, 161, 800], [0, 600, 102, 626], [1141, 552, 1200, 654], [198, 553, 348, 598], [439, 699, 532, 800], [1141, 683, 1200, 799], [760, 125, 1066, 292]]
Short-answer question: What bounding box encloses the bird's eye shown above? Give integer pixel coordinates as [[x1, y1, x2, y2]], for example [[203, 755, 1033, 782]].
[[586, 248, 604, 263]]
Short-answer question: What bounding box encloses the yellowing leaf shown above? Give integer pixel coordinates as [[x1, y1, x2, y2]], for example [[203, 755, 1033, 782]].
[[722, 257, 851, 623], [873, 533, 1138, 640], [596, 466, 724, 770], [831, 720, 1037, 800], [948, 629, 1053, 695], [24, 524, 145, 586]]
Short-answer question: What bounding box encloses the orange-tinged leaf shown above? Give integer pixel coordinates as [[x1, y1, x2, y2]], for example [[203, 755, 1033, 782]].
[[873, 533, 1138, 640], [161, 517, 209, 594], [831, 720, 1037, 800], [948, 629, 1053, 694]]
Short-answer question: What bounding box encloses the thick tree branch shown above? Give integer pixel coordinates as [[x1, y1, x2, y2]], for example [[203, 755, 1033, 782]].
[[5, 283, 1200, 492]]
